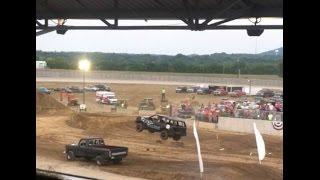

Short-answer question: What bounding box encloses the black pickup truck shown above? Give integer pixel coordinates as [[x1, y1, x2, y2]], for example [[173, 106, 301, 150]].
[[136, 114, 187, 141], [64, 137, 128, 166]]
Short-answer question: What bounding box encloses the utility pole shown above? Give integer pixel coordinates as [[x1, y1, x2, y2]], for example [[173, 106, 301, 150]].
[[237, 58, 241, 78], [222, 63, 225, 74]]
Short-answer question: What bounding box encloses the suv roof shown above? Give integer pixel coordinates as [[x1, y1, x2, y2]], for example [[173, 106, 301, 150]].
[[151, 114, 185, 123], [81, 137, 104, 140]]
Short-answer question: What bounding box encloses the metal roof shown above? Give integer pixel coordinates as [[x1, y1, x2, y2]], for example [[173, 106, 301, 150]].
[[37, 0, 282, 19], [36, 0, 283, 36]]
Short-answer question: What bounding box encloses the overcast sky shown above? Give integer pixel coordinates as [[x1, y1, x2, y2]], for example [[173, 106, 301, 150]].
[[36, 18, 282, 55]]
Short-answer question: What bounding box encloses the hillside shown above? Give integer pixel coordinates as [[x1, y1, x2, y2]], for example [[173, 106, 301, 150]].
[[36, 48, 283, 76]]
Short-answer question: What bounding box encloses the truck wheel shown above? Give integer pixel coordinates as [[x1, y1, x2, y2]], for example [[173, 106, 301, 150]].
[[66, 151, 75, 161], [173, 135, 181, 141], [136, 123, 144, 132], [160, 130, 168, 140], [95, 156, 104, 166], [112, 158, 122, 164]]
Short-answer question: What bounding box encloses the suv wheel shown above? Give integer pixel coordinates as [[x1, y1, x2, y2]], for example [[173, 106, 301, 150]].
[[112, 158, 122, 164], [66, 151, 75, 161], [160, 130, 168, 140], [173, 135, 181, 141], [136, 123, 144, 132], [95, 156, 104, 166]]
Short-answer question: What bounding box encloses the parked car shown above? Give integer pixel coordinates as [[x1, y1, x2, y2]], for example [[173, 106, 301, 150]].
[[94, 84, 111, 91], [197, 87, 211, 95], [176, 86, 188, 93], [187, 86, 200, 93], [96, 91, 117, 105], [229, 90, 246, 97], [68, 86, 83, 93], [135, 114, 187, 141], [37, 87, 51, 94], [64, 137, 128, 166], [256, 89, 274, 98], [85, 85, 99, 92], [213, 89, 228, 96]]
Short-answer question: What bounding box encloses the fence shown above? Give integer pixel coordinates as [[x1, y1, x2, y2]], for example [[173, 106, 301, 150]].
[[217, 117, 283, 136], [36, 69, 283, 87], [234, 109, 283, 121]]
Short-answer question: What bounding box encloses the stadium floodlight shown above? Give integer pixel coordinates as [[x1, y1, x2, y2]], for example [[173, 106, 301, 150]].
[[78, 59, 91, 72], [78, 59, 91, 106]]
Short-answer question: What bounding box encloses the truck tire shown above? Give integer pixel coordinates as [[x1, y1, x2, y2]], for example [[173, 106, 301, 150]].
[[66, 151, 75, 161], [112, 158, 122, 164], [136, 123, 144, 132], [95, 156, 104, 166], [173, 135, 181, 141], [160, 130, 168, 140]]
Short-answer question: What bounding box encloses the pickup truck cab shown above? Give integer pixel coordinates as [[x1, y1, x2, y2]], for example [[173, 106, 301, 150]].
[[65, 137, 128, 166]]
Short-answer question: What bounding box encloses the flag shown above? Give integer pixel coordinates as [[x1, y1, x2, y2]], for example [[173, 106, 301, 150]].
[[253, 122, 266, 164], [193, 120, 204, 173]]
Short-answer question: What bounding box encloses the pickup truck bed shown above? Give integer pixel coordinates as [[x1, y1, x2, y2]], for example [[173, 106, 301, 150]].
[[65, 138, 128, 166]]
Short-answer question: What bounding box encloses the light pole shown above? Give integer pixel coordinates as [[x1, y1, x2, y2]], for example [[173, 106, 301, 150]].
[[248, 79, 252, 95], [78, 59, 91, 105]]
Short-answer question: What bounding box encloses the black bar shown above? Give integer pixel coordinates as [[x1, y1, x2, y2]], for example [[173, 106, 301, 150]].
[[36, 25, 283, 30]]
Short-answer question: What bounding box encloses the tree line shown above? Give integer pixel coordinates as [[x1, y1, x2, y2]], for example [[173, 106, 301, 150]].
[[36, 50, 283, 76]]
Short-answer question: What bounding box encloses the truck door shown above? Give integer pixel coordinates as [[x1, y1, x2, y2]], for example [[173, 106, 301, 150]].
[[85, 139, 95, 158], [77, 139, 88, 157]]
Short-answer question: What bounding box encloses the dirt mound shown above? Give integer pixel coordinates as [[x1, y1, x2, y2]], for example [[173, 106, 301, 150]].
[[36, 93, 68, 113], [66, 113, 91, 129]]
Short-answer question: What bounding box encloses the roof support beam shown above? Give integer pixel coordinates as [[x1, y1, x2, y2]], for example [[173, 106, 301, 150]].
[[153, 0, 191, 26], [100, 19, 113, 27], [36, 29, 55, 36], [36, 20, 43, 27], [36, 25, 283, 30], [207, 16, 240, 28], [201, 0, 245, 26], [114, 0, 119, 26], [182, 0, 195, 29]]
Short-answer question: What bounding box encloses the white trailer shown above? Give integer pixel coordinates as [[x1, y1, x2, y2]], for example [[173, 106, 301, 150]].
[[36, 61, 47, 69]]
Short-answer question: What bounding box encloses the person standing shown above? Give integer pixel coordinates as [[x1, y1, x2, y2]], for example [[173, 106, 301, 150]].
[[161, 88, 166, 101]]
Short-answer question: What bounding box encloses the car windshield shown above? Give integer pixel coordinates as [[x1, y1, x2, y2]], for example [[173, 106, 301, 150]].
[[178, 121, 186, 127], [93, 139, 104, 145]]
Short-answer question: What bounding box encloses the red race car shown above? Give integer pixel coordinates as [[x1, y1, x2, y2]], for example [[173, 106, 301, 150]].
[[213, 89, 228, 96], [229, 90, 246, 97]]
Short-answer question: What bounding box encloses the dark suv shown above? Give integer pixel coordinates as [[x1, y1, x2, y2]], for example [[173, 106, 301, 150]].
[[135, 114, 187, 141], [176, 86, 188, 93], [95, 84, 111, 91]]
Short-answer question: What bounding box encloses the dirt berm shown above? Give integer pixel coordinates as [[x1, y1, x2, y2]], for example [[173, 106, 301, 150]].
[[36, 92, 70, 114]]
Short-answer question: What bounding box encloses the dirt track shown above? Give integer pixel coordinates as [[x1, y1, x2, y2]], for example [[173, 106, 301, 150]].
[[36, 82, 283, 180]]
